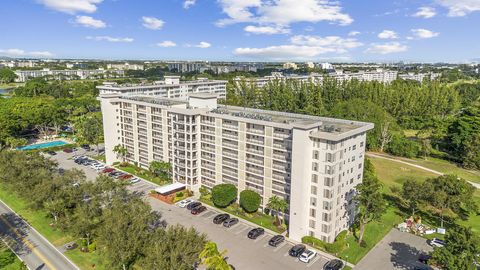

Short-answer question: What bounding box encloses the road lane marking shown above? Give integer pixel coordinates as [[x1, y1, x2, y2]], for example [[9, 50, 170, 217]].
[[0, 215, 57, 270], [254, 234, 266, 243]]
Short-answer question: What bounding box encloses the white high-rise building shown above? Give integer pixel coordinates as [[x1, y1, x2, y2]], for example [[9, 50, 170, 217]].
[[99, 93, 373, 243], [96, 76, 227, 99]]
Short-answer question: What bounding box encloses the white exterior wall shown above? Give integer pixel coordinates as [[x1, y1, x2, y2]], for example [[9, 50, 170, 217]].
[[100, 96, 122, 165]]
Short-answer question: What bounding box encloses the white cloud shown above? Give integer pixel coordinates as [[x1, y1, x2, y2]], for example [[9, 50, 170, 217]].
[[157, 41, 177, 47], [348, 31, 361, 36], [86, 36, 134, 42], [0, 48, 53, 57], [378, 30, 398, 39], [195, 42, 211, 48], [234, 34, 362, 60], [216, 0, 352, 27], [365, 42, 408, 54], [436, 0, 480, 16], [141, 16, 165, 30], [37, 0, 103, 14], [183, 0, 196, 9], [413, 7, 436, 18], [74, 15, 106, 28], [244, 25, 290, 34], [411, 28, 439, 39]]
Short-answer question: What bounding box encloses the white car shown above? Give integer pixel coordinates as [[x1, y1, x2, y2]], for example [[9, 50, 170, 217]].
[[299, 249, 317, 263], [429, 238, 445, 248], [176, 199, 194, 208], [129, 178, 140, 184]]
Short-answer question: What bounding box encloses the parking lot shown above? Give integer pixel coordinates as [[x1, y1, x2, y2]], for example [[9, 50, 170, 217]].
[[51, 149, 336, 270]]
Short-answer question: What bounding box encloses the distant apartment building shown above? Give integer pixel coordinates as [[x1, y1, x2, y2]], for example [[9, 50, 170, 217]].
[[283, 62, 298, 70], [167, 61, 209, 73], [398, 72, 441, 82], [65, 62, 88, 69], [305, 62, 315, 69], [212, 64, 262, 74], [97, 76, 227, 99], [107, 63, 144, 70], [319, 62, 334, 71], [14, 68, 125, 82], [99, 93, 373, 243], [235, 69, 399, 88]]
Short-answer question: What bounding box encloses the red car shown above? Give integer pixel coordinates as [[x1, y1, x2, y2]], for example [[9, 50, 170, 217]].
[[63, 148, 73, 153], [119, 174, 133, 180], [102, 168, 115, 173], [191, 206, 207, 215]]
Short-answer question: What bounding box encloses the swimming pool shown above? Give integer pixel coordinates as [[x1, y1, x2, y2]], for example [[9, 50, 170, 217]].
[[17, 140, 68, 150]]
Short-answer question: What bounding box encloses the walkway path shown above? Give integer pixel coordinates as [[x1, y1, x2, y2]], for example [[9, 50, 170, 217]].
[[366, 153, 480, 189]]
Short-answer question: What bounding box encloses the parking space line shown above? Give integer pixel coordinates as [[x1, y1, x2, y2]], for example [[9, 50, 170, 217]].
[[253, 234, 266, 243], [234, 225, 249, 235], [225, 225, 238, 231], [306, 255, 321, 268], [273, 242, 287, 252]]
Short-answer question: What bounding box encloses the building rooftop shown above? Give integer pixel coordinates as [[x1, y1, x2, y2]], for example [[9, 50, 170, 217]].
[[119, 95, 187, 106]]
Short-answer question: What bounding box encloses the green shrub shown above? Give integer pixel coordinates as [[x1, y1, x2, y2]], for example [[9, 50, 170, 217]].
[[199, 186, 210, 198], [239, 190, 261, 213], [211, 184, 237, 208], [88, 242, 97, 253], [176, 191, 184, 198], [301, 231, 348, 254]]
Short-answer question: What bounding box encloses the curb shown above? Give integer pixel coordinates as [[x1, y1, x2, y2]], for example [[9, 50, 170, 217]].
[[0, 199, 80, 270]]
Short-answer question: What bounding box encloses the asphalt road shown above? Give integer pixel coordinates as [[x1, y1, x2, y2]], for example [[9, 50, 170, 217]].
[[0, 201, 78, 270]]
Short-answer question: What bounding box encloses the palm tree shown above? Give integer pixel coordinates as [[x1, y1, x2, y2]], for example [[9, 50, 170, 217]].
[[267, 195, 289, 226], [113, 144, 128, 164], [199, 242, 231, 270]]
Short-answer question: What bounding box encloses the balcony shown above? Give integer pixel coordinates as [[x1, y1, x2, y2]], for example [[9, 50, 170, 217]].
[[246, 147, 263, 155], [222, 151, 237, 159], [246, 166, 264, 175], [246, 157, 263, 166], [222, 160, 237, 168], [201, 128, 215, 135], [246, 128, 264, 135], [245, 176, 263, 186]]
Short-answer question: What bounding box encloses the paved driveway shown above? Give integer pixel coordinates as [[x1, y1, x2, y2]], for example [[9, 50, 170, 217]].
[[52, 150, 332, 270], [354, 229, 433, 270]]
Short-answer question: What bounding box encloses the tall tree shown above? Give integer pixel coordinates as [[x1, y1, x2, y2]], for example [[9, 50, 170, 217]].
[[199, 242, 231, 270], [74, 112, 103, 153], [401, 179, 424, 216], [354, 170, 386, 244], [266, 195, 289, 226], [431, 226, 479, 270], [113, 144, 129, 164]]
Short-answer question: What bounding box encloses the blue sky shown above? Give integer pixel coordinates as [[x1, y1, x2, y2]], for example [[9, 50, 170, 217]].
[[1, 0, 479, 62]]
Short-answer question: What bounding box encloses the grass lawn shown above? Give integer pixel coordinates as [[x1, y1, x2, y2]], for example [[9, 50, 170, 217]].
[[200, 195, 286, 234], [338, 207, 403, 264], [0, 183, 101, 270], [0, 245, 25, 270], [115, 163, 171, 186], [369, 156, 480, 235], [90, 154, 106, 163]]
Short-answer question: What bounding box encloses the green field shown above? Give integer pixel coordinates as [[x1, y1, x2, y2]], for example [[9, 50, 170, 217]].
[[0, 183, 102, 270]]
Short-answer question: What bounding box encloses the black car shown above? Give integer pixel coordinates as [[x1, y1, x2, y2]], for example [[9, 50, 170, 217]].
[[268, 235, 285, 247], [81, 144, 90, 150], [187, 202, 202, 210], [191, 206, 207, 215], [223, 218, 239, 228], [213, 214, 230, 224], [324, 259, 344, 270], [47, 151, 57, 155], [247, 228, 265, 239], [289, 244, 306, 257], [418, 254, 431, 264]]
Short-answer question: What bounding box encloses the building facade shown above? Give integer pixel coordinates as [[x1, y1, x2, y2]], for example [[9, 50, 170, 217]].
[[100, 93, 373, 243], [97, 76, 227, 99], [14, 68, 124, 82]]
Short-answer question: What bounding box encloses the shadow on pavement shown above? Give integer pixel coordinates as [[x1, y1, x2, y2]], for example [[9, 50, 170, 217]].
[[389, 241, 430, 270], [0, 212, 34, 257]]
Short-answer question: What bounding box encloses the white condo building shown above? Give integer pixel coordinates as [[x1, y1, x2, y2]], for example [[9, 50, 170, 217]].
[[14, 68, 124, 82], [100, 93, 373, 243], [96, 76, 227, 99]]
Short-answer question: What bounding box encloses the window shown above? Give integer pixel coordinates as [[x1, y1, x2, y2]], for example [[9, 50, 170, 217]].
[[324, 177, 333, 187], [309, 219, 316, 229], [310, 208, 316, 218], [350, 178, 353, 184], [311, 186, 317, 195], [358, 163, 362, 169], [360, 142, 364, 147], [313, 150, 319, 160], [311, 174, 318, 183], [353, 145, 357, 150], [312, 163, 318, 172], [310, 197, 317, 206]]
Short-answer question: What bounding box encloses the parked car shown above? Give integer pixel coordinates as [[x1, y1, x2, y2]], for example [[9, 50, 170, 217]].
[[289, 244, 306, 257], [187, 202, 202, 210], [299, 249, 317, 263], [129, 178, 141, 184], [119, 174, 133, 180], [324, 259, 344, 270], [191, 206, 207, 215], [223, 218, 239, 228], [81, 144, 90, 150], [268, 235, 285, 247], [429, 238, 445, 248], [176, 199, 194, 208], [63, 148, 73, 153], [46, 151, 57, 155], [102, 168, 115, 173], [247, 228, 265, 239], [213, 214, 230, 224], [418, 253, 431, 264]]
